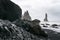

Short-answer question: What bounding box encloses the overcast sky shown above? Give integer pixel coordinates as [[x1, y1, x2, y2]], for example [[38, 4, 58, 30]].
[[11, 0, 60, 21]]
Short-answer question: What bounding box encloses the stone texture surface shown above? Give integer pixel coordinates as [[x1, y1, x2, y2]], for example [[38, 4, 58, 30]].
[[0, 0, 22, 22], [0, 19, 47, 40]]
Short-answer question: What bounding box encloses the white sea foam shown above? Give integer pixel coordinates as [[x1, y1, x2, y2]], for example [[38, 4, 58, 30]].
[[40, 21, 60, 33]]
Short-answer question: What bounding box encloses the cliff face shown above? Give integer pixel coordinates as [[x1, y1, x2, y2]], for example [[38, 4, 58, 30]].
[[0, 0, 22, 22]]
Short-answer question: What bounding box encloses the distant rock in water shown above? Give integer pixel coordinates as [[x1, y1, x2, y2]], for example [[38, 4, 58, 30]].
[[44, 13, 48, 22], [0, 0, 22, 22], [22, 10, 31, 21]]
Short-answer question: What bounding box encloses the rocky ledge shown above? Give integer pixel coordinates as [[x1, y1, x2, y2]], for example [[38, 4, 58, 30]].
[[0, 19, 48, 40]]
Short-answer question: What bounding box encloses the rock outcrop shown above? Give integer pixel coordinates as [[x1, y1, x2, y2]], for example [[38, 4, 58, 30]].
[[22, 11, 31, 21], [44, 13, 48, 22], [15, 19, 48, 38], [0, 19, 48, 40], [0, 0, 22, 22]]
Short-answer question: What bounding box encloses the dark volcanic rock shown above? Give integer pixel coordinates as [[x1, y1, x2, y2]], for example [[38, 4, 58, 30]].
[[51, 24, 58, 28], [16, 20, 48, 38], [0, 19, 47, 40], [32, 25, 48, 38], [0, 0, 22, 22], [43, 29, 60, 40]]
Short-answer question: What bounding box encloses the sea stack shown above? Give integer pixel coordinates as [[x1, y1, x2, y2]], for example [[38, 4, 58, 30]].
[[22, 10, 31, 21], [44, 13, 48, 22]]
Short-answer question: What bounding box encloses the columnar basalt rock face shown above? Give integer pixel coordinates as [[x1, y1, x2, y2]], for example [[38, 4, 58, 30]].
[[0, 0, 22, 22]]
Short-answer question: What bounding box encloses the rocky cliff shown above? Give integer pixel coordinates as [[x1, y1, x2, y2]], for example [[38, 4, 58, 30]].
[[0, 0, 22, 22]]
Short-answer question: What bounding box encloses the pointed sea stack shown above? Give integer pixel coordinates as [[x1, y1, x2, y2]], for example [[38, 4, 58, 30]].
[[44, 13, 48, 22], [22, 10, 31, 21]]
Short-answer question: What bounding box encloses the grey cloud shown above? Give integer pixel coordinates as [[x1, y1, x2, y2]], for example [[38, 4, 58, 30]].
[[47, 5, 60, 21], [48, 5, 60, 16], [12, 0, 60, 21]]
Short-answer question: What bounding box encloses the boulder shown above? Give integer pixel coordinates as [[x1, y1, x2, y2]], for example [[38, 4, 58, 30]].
[[19, 20, 48, 38], [51, 24, 58, 27], [0, 0, 22, 22], [31, 25, 47, 37]]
